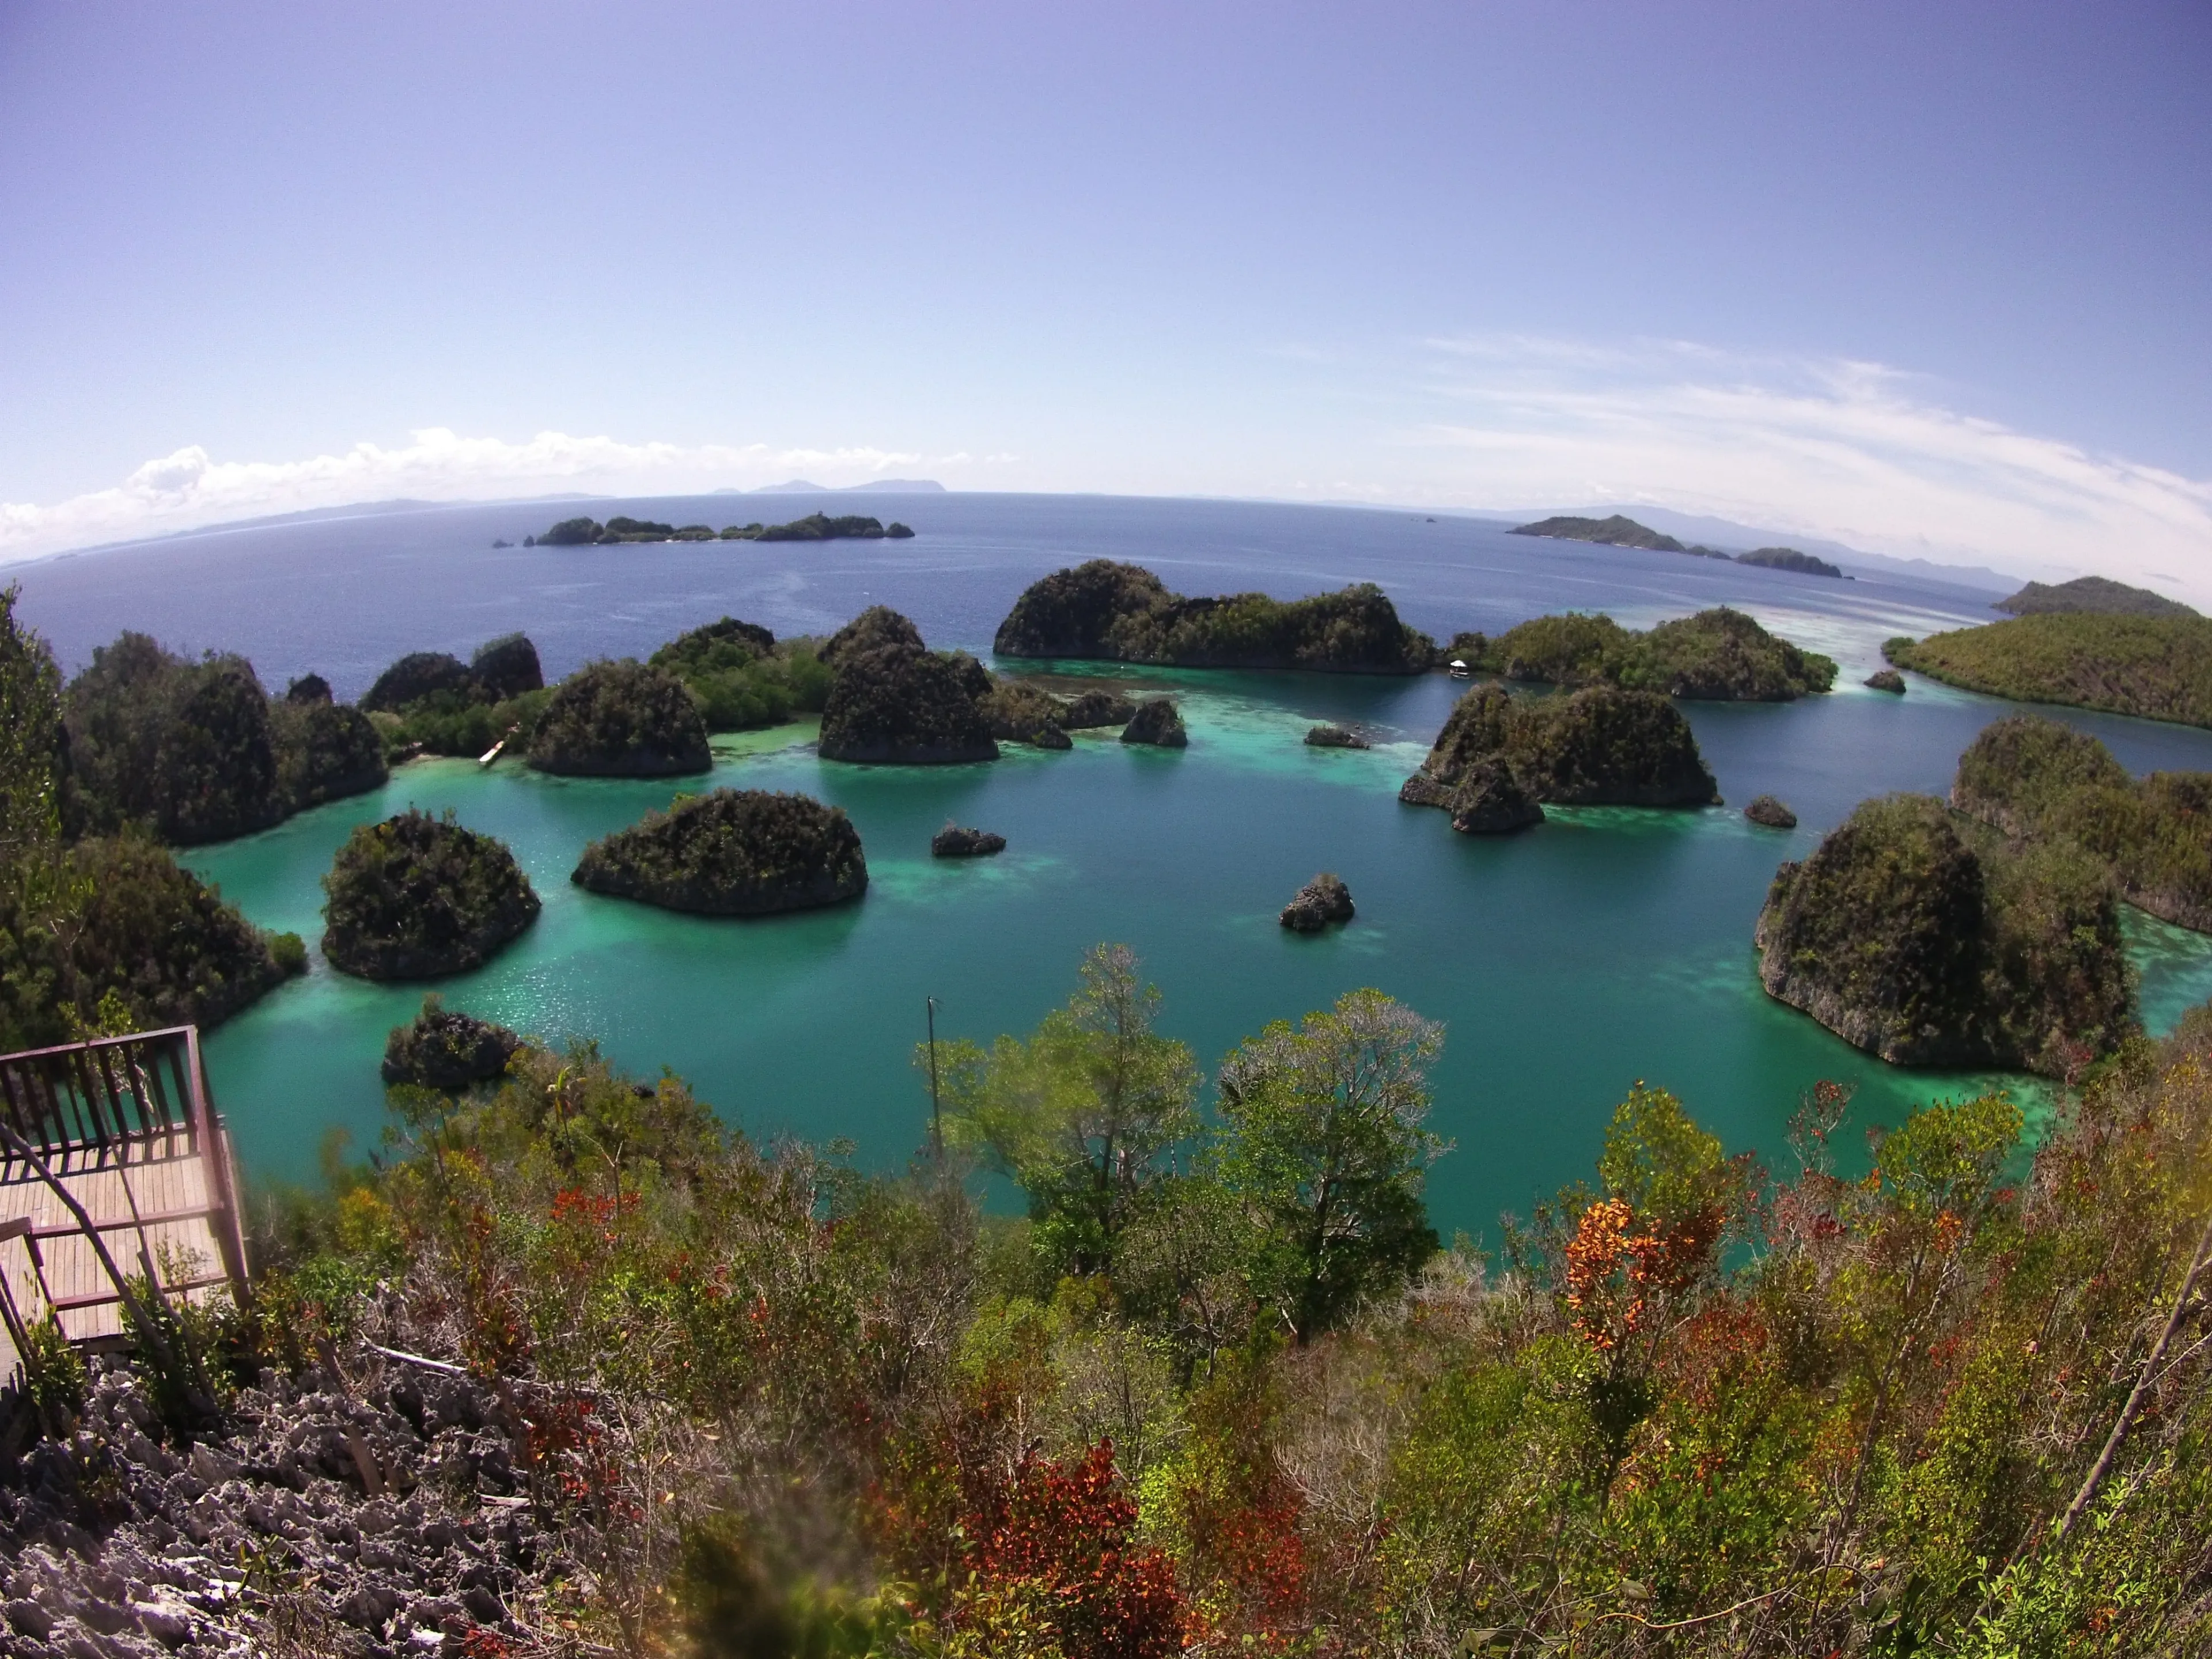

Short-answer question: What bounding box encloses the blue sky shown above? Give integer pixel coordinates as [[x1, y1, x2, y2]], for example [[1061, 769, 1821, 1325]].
[[2, 1, 2208, 592]]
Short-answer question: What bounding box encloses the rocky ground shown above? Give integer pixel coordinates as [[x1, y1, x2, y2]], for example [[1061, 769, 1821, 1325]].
[[0, 1352, 571, 1658]]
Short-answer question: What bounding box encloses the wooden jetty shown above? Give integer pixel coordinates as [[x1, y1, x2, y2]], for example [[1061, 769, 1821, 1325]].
[[0, 1027, 250, 1384]]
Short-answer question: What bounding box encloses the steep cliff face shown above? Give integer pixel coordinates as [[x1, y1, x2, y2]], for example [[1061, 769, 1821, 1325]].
[[1402, 684, 1718, 810], [817, 620, 1000, 764], [573, 788, 868, 915], [1753, 793, 2133, 1075], [994, 560, 1434, 673]]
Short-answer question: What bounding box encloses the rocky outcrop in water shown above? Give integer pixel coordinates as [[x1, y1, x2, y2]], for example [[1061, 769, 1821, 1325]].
[[1060, 688, 1138, 729], [1448, 759, 1543, 835], [1279, 872, 1355, 932], [1744, 795, 1798, 829], [994, 560, 1434, 673], [381, 994, 522, 1089], [981, 681, 1072, 747], [1305, 724, 1369, 749], [817, 612, 1001, 764], [1121, 697, 1188, 748], [932, 825, 1007, 858], [1402, 684, 1718, 810], [322, 810, 541, 979], [572, 788, 868, 915], [527, 660, 711, 776], [1753, 793, 2133, 1075], [1865, 669, 1906, 694]]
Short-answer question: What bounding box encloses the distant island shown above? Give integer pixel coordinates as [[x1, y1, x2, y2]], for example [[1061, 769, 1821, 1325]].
[[1884, 613, 2212, 730], [994, 560, 1434, 673], [1456, 607, 1836, 700], [1993, 574, 2197, 618], [1510, 516, 1847, 579], [532, 512, 913, 546]]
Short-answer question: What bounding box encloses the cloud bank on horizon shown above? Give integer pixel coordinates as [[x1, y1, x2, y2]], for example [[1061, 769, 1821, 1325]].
[[3, 338, 2207, 604]]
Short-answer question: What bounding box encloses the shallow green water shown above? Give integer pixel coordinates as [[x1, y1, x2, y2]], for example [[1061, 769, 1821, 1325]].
[[184, 667, 2212, 1243]]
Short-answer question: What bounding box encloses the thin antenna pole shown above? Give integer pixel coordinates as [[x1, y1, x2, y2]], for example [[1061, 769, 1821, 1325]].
[[926, 996, 943, 1162]]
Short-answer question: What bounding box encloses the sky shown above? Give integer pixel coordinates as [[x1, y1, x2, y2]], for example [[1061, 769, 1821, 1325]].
[[2, 1, 2209, 595]]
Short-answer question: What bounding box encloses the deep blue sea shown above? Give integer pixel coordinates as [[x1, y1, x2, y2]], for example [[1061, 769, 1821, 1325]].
[[14, 493, 2212, 1240]]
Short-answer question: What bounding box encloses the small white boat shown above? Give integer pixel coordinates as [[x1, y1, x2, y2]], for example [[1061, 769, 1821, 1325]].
[[1448, 658, 1471, 679], [478, 722, 522, 767]]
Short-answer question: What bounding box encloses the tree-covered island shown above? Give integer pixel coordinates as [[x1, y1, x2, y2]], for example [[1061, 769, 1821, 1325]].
[[1512, 516, 1847, 577], [534, 512, 912, 546], [993, 560, 1435, 673], [321, 808, 541, 978], [1755, 791, 2133, 1075], [1951, 714, 2212, 932], [1884, 611, 2212, 729], [1994, 574, 2198, 618], [360, 633, 551, 760], [527, 659, 713, 776], [1456, 606, 1837, 699], [817, 607, 1001, 764], [649, 616, 834, 732], [571, 787, 868, 916], [1400, 683, 1721, 817]]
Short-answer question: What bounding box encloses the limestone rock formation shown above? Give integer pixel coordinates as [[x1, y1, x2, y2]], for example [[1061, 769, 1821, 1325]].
[[1121, 696, 1188, 748], [527, 660, 711, 776], [1305, 724, 1370, 749], [1865, 669, 1906, 694], [932, 824, 1007, 858], [817, 613, 1001, 764], [572, 788, 868, 916], [382, 994, 522, 1089], [1744, 795, 1798, 829], [323, 810, 541, 979], [1448, 759, 1544, 835], [1280, 872, 1355, 932], [1402, 683, 1718, 810]]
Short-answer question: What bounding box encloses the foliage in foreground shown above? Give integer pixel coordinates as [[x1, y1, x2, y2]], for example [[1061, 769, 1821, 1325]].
[[244, 939, 2212, 1657]]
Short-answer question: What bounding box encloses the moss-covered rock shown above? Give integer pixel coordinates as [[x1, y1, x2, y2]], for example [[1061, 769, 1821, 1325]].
[[1404, 684, 1718, 809], [980, 681, 1071, 746], [381, 994, 522, 1089], [1121, 697, 1188, 748], [572, 789, 867, 915], [994, 560, 1434, 673], [1060, 688, 1138, 729], [1753, 793, 2133, 1074], [528, 660, 711, 776], [817, 618, 999, 765], [1952, 715, 2212, 933], [932, 824, 1006, 858], [1305, 724, 1369, 749], [1280, 872, 1355, 931], [1745, 795, 1798, 829], [322, 809, 541, 979], [1865, 669, 1906, 694]]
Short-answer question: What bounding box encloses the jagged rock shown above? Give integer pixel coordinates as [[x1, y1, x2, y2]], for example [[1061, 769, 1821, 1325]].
[[821, 605, 925, 668], [573, 788, 868, 915], [1397, 772, 1452, 807], [982, 681, 1073, 745], [382, 995, 521, 1089], [1120, 697, 1188, 748], [1280, 872, 1355, 932], [1865, 668, 1906, 694], [1405, 683, 1718, 808], [1448, 759, 1543, 835], [1745, 795, 1798, 829], [1059, 688, 1138, 728], [1305, 724, 1369, 749], [932, 825, 1007, 858]]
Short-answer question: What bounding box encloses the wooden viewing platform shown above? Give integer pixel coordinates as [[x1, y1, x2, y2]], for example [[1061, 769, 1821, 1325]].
[[0, 1027, 250, 1385]]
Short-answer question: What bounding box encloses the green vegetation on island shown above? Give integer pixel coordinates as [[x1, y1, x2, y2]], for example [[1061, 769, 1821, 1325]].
[[321, 808, 541, 979], [1402, 683, 1721, 812], [534, 512, 913, 546], [380, 992, 521, 1089], [817, 608, 1000, 764], [1467, 607, 1836, 700], [0, 590, 302, 1047], [1755, 791, 2133, 1075], [204, 935, 2212, 1654], [1952, 714, 2212, 932], [993, 560, 1435, 673], [360, 634, 550, 760], [1737, 545, 1843, 578], [648, 616, 835, 732], [62, 631, 388, 843], [1512, 516, 1850, 579], [571, 787, 868, 916], [1884, 612, 2212, 729], [1994, 574, 2197, 618], [1120, 695, 1188, 747], [527, 659, 713, 777]]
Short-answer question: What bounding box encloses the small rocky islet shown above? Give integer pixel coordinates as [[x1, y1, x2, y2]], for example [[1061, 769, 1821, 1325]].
[[932, 824, 1006, 858], [573, 788, 868, 916], [381, 994, 522, 1089], [321, 809, 542, 980], [1279, 872, 1355, 932]]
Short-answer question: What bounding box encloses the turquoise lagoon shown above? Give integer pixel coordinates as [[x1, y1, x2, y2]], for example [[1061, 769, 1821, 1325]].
[[183, 662, 2212, 1242]]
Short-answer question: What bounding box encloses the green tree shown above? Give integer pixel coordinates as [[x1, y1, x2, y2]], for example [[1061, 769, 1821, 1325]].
[[932, 944, 1199, 1279], [1214, 987, 1446, 1339]]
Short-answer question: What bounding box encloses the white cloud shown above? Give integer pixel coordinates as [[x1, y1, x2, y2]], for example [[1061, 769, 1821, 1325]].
[[1387, 336, 2212, 600], [0, 429, 934, 562]]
